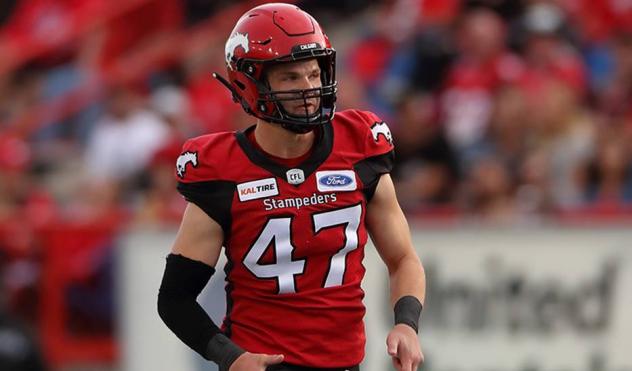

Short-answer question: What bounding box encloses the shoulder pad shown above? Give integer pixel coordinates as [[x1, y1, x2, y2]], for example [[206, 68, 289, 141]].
[[175, 132, 235, 182]]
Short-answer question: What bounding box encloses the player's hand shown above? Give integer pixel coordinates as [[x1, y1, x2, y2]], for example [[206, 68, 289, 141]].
[[228, 351, 284, 371], [386, 324, 424, 371]]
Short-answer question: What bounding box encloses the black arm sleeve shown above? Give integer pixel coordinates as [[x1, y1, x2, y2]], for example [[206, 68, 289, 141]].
[[157, 254, 220, 358]]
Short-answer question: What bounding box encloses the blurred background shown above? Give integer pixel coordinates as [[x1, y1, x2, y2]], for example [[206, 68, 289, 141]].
[[1, 0, 632, 370]]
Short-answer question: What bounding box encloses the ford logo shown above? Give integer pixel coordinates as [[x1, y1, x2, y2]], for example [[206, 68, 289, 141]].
[[319, 174, 353, 187]]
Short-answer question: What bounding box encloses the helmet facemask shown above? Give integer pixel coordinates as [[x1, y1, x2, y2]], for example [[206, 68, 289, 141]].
[[241, 49, 337, 133]]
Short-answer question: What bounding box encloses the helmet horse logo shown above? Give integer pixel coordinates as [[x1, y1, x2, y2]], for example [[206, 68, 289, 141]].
[[225, 32, 249, 70]]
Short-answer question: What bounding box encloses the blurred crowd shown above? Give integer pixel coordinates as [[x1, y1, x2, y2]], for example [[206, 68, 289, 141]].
[[330, 0, 632, 223], [1, 0, 632, 368]]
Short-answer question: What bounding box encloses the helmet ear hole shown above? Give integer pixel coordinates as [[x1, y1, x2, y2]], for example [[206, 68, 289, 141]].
[[244, 63, 256, 76]]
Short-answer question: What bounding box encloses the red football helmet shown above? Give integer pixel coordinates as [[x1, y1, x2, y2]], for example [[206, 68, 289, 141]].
[[213, 3, 337, 133]]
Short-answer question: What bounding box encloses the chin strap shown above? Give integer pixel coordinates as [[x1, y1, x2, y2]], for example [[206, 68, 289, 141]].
[[281, 122, 317, 134]]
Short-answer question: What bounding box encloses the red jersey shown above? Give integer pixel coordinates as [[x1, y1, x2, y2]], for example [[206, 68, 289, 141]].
[[175, 109, 394, 367]]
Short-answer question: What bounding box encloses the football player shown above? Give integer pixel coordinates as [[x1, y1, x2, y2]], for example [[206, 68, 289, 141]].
[[158, 3, 426, 371]]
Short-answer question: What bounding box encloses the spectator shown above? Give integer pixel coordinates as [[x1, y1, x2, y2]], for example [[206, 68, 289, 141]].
[[582, 121, 632, 205], [133, 143, 186, 226], [129, 85, 191, 225], [528, 80, 595, 208], [460, 154, 516, 222], [391, 92, 458, 208], [519, 2, 586, 95], [488, 86, 551, 215], [596, 33, 632, 116], [0, 253, 47, 371], [440, 8, 524, 170], [487, 85, 530, 170], [83, 85, 169, 182], [0, 65, 45, 133]]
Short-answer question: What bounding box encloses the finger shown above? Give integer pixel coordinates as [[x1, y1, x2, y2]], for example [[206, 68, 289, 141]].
[[386, 336, 399, 356], [392, 356, 402, 370], [412, 352, 424, 370], [397, 347, 412, 371], [262, 354, 284, 365]]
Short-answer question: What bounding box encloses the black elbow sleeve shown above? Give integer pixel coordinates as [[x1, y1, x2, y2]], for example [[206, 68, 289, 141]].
[[157, 254, 220, 358]]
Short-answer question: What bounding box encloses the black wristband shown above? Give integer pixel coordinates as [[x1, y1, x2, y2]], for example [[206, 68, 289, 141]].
[[206, 333, 246, 371], [394, 295, 423, 333]]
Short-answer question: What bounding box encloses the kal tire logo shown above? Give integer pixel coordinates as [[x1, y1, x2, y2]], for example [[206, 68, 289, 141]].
[[370, 121, 393, 145], [237, 177, 279, 201], [176, 151, 198, 178], [316, 170, 357, 192]]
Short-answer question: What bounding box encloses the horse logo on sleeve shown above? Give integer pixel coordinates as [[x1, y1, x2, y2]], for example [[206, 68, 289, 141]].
[[370, 121, 393, 145], [176, 151, 198, 178]]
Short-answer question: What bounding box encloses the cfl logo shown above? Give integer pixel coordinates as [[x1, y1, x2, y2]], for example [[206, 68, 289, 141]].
[[286, 168, 305, 185]]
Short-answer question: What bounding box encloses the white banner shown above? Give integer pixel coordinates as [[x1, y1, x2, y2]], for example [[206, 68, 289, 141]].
[[363, 228, 632, 371], [120, 228, 632, 371]]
